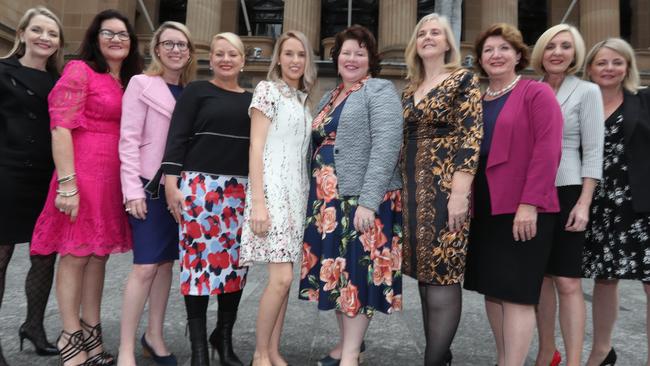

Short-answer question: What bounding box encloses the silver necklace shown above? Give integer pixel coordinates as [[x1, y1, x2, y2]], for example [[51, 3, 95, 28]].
[[485, 75, 521, 97]]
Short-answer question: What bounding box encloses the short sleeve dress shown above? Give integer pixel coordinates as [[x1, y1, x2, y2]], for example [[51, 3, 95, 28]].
[[239, 80, 311, 264], [30, 61, 132, 256]]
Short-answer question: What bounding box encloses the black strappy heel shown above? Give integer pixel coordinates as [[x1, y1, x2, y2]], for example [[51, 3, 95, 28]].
[[58, 330, 92, 366], [80, 320, 114, 366]]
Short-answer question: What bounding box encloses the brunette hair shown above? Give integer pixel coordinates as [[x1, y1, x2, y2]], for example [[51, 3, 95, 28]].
[[531, 24, 586, 76], [146, 21, 197, 86], [78, 9, 143, 85], [474, 23, 529, 76], [584, 37, 641, 93], [267, 30, 317, 93], [331, 25, 381, 77], [1, 7, 64, 74]]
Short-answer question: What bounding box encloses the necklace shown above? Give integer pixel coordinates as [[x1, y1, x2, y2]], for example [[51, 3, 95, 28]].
[[485, 75, 521, 97]]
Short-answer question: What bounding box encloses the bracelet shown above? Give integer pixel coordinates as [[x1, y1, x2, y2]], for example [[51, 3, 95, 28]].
[[57, 173, 76, 184], [56, 188, 79, 197]]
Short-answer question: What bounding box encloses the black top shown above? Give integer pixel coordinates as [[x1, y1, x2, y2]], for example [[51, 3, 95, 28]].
[[0, 56, 56, 171], [480, 91, 511, 157], [161, 80, 252, 177], [621, 88, 650, 213]]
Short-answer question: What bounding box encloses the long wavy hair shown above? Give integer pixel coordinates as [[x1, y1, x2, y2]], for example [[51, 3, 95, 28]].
[[267, 30, 317, 93], [584, 37, 641, 94]]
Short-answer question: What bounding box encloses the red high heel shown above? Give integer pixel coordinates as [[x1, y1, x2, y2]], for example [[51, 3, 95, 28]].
[[550, 350, 562, 366]]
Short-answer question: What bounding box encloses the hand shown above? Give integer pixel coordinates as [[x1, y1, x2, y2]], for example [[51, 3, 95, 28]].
[[125, 198, 147, 220], [250, 202, 271, 237], [565, 201, 590, 232], [54, 191, 80, 223], [513, 204, 537, 242], [447, 193, 469, 232], [353, 205, 376, 233], [165, 185, 184, 223]]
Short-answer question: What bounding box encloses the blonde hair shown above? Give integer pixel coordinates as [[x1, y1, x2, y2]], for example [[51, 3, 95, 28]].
[[267, 30, 317, 93], [404, 13, 461, 92], [1, 7, 64, 74], [211, 32, 246, 59], [531, 24, 586, 76], [584, 37, 640, 93], [146, 21, 196, 86]]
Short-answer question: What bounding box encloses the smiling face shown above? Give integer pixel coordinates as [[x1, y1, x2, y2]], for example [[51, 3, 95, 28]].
[[337, 39, 370, 84], [210, 38, 244, 81], [156, 28, 190, 73], [480, 35, 520, 78], [279, 37, 306, 87], [20, 14, 60, 61], [98, 18, 131, 64], [542, 31, 575, 76], [415, 19, 448, 61], [588, 47, 628, 90]]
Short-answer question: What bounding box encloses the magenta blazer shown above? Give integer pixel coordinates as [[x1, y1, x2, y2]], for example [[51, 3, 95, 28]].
[[485, 79, 563, 215], [119, 74, 177, 201]]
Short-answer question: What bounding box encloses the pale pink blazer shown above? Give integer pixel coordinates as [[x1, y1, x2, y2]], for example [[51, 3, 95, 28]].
[[485, 79, 563, 214], [119, 74, 177, 201]]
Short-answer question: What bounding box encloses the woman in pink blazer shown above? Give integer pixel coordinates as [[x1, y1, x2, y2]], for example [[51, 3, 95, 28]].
[[463, 23, 563, 366], [117, 22, 196, 366]]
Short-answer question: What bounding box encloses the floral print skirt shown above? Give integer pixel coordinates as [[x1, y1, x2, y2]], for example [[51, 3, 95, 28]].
[[298, 145, 403, 317], [178, 171, 248, 296]]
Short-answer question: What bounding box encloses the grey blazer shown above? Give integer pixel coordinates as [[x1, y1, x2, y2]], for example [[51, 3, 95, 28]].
[[316, 78, 403, 212], [554, 75, 605, 186]]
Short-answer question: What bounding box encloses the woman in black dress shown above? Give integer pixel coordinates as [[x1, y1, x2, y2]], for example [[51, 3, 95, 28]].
[[0, 7, 64, 365], [582, 38, 650, 366]]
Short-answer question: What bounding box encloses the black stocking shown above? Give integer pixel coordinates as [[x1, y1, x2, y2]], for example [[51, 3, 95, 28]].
[[217, 290, 243, 312], [418, 282, 462, 366], [184, 295, 209, 320], [0, 245, 15, 366], [23, 253, 56, 336]]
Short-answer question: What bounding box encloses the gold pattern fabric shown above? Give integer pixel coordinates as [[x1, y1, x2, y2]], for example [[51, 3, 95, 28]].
[[401, 68, 483, 284]]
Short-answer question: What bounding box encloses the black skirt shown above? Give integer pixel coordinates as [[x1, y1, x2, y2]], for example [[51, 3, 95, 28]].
[[0, 166, 51, 244], [464, 158, 557, 305], [546, 185, 586, 277]]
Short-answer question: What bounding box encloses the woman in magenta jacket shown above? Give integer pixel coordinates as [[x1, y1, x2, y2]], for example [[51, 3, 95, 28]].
[[117, 21, 196, 366], [463, 23, 563, 366]]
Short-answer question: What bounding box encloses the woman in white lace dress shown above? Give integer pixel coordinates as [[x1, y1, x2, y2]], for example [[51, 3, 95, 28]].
[[240, 30, 317, 366]]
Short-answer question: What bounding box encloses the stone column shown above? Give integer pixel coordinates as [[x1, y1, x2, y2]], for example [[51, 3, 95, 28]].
[[378, 0, 417, 60], [186, 0, 223, 53], [463, 0, 482, 45], [548, 0, 580, 26], [283, 0, 321, 54], [220, 0, 239, 34], [580, 0, 619, 49], [480, 0, 517, 30], [632, 0, 650, 49]]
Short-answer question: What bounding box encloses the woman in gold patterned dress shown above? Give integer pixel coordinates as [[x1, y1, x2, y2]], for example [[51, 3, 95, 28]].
[[401, 13, 482, 366]]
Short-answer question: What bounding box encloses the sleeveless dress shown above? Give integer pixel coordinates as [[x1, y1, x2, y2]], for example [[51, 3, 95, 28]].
[[298, 80, 403, 317], [582, 107, 650, 280], [31, 61, 132, 256]]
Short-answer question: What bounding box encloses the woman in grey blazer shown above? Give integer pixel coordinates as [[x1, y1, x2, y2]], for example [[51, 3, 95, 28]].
[[297, 25, 403, 366], [531, 24, 605, 366]]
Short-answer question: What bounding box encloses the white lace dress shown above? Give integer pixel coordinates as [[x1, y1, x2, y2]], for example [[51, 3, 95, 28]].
[[240, 80, 311, 264]]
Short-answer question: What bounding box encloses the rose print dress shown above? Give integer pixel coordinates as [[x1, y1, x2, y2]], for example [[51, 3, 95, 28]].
[[298, 81, 403, 317]]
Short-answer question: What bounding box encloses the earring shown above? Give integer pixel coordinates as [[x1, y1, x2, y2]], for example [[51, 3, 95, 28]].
[[240, 68, 244, 72], [209, 66, 213, 71]]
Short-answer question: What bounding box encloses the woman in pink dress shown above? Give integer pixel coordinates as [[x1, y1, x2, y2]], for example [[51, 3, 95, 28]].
[[30, 9, 142, 366]]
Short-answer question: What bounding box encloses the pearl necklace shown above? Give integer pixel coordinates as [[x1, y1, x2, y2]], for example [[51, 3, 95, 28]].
[[485, 75, 521, 97]]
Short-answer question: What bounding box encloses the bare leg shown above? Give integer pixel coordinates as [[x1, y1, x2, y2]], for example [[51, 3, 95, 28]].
[[555, 276, 585, 366], [56, 254, 90, 365], [268, 293, 289, 365], [340, 313, 371, 366], [535, 276, 557, 366], [80, 255, 109, 360], [117, 263, 159, 366], [585, 279, 618, 366], [252, 263, 293, 366], [145, 261, 173, 355], [485, 297, 504, 366], [502, 301, 536, 366], [327, 312, 345, 359]]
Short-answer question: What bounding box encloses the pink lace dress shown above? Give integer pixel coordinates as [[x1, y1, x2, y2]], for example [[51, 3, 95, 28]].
[[30, 61, 132, 256]]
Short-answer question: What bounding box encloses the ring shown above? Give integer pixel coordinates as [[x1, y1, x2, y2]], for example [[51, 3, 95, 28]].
[[125, 207, 132, 212], [59, 208, 64, 213]]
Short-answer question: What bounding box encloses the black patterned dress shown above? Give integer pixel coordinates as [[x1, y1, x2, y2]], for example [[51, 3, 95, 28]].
[[582, 107, 650, 281]]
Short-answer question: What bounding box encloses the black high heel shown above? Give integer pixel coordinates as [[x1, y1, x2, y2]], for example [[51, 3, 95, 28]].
[[317, 341, 366, 366], [209, 310, 243, 366], [19, 322, 58, 355], [444, 349, 453, 366], [57, 330, 93, 366], [600, 348, 617, 366], [80, 320, 114, 366]]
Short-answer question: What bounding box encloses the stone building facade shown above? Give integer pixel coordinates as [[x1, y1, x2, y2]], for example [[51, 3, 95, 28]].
[[1, 0, 648, 99]]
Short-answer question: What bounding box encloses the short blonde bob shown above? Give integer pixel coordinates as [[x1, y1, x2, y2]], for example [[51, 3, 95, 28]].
[[404, 13, 461, 92], [531, 24, 586, 76], [211, 32, 246, 59], [146, 21, 197, 86], [1, 7, 65, 74], [583, 37, 641, 94], [267, 30, 317, 93]]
